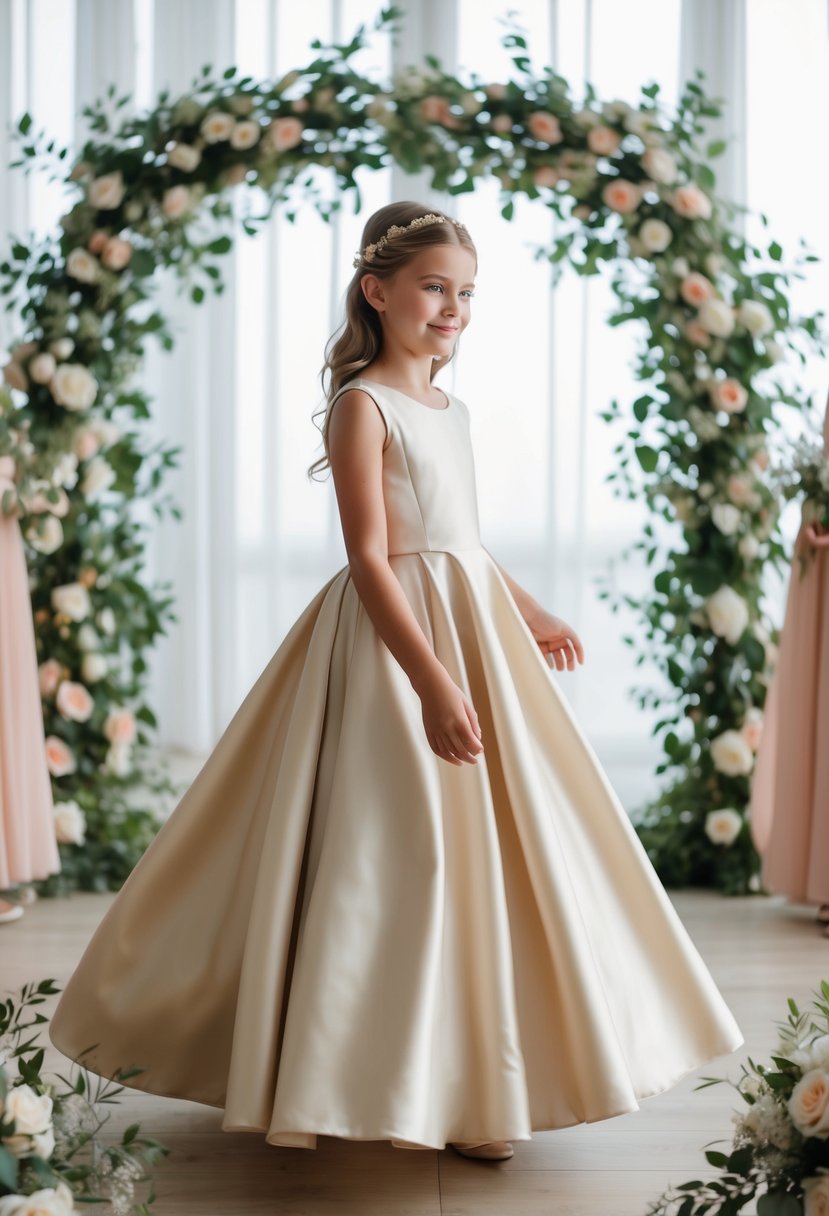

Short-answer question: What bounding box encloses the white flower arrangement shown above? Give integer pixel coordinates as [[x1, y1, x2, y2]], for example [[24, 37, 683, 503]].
[[647, 982, 829, 1215], [0, 980, 167, 1213]]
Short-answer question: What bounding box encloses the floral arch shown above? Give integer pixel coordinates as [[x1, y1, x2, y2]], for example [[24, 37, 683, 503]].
[[0, 8, 822, 895]]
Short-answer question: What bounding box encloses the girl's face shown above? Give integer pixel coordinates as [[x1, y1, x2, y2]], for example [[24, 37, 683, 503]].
[[363, 244, 477, 362]]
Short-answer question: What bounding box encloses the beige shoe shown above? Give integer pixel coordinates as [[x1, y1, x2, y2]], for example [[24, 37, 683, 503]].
[[450, 1140, 514, 1160]]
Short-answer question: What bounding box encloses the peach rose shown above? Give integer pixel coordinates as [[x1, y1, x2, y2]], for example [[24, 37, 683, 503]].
[[419, 95, 451, 123], [72, 427, 100, 462], [162, 185, 194, 220], [685, 320, 712, 347], [601, 179, 641, 214], [87, 170, 125, 210], [587, 124, 621, 156], [45, 735, 76, 776], [200, 109, 236, 143], [229, 119, 261, 149], [101, 236, 133, 271], [789, 1070, 829, 1139], [804, 1175, 829, 1216], [38, 659, 64, 697], [680, 272, 715, 306], [167, 141, 202, 171], [532, 166, 559, 189], [87, 229, 108, 254], [491, 114, 512, 134], [670, 182, 712, 220], [103, 706, 137, 745], [527, 111, 563, 144], [741, 707, 763, 752], [267, 117, 304, 151], [56, 679, 94, 722], [709, 378, 748, 414]]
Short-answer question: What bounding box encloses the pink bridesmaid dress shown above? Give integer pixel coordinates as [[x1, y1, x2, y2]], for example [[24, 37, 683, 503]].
[[0, 454, 60, 891], [749, 396, 829, 906]]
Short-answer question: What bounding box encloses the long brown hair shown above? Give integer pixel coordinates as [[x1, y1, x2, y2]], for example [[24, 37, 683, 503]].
[[307, 201, 477, 481]]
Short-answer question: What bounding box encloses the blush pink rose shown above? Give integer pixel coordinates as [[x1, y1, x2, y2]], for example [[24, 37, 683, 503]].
[[671, 183, 712, 220], [101, 237, 133, 271], [103, 706, 137, 745], [680, 272, 715, 306], [45, 735, 76, 776], [39, 659, 64, 697], [527, 111, 563, 144], [268, 117, 304, 151], [56, 680, 95, 722], [709, 378, 748, 414], [601, 179, 641, 213], [685, 320, 712, 347], [587, 124, 621, 156]]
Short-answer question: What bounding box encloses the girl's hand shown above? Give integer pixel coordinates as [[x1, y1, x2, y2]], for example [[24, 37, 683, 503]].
[[417, 669, 484, 766], [804, 522, 829, 550], [526, 608, 585, 672]]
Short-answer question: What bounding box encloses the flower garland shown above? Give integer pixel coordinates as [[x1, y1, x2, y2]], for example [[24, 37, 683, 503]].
[[0, 7, 824, 893]]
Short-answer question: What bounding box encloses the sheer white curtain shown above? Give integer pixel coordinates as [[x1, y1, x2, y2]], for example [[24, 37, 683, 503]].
[[2, 0, 826, 808]]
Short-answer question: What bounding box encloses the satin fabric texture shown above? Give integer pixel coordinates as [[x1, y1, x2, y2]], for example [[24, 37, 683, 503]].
[[0, 454, 60, 889], [750, 397, 829, 903], [49, 379, 743, 1150]]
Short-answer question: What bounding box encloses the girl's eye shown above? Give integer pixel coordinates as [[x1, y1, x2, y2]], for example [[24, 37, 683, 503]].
[[425, 284, 475, 297]]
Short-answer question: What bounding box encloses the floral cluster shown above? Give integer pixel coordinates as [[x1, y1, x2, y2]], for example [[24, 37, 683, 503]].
[[0, 980, 167, 1214], [0, 8, 824, 893], [648, 982, 829, 1215]]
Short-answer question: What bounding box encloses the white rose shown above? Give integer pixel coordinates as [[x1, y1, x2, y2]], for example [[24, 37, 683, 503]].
[[706, 585, 749, 645], [808, 1036, 829, 1073], [88, 418, 121, 448], [3, 1084, 53, 1137], [804, 1175, 829, 1216], [162, 184, 194, 219], [25, 515, 63, 555], [48, 337, 74, 361], [28, 352, 56, 384], [51, 582, 91, 622], [104, 741, 132, 777], [642, 147, 677, 184], [639, 218, 672, 252], [230, 120, 261, 149], [0, 1183, 74, 1216], [705, 808, 742, 846], [51, 363, 97, 411], [80, 454, 116, 500], [789, 1070, 829, 1139], [711, 729, 754, 777], [697, 298, 735, 338], [738, 534, 760, 560], [765, 338, 785, 363], [87, 170, 125, 210], [77, 623, 100, 650], [167, 141, 202, 171], [66, 247, 100, 284], [200, 109, 236, 142], [712, 502, 741, 536], [54, 799, 86, 845], [97, 607, 116, 635], [81, 652, 108, 683], [738, 299, 774, 337]]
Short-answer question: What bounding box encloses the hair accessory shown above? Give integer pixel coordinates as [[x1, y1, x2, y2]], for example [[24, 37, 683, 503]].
[[352, 213, 468, 268]]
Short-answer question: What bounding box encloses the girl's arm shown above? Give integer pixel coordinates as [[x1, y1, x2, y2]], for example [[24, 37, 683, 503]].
[[482, 545, 543, 627]]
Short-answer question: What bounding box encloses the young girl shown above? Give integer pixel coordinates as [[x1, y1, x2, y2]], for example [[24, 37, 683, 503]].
[[50, 200, 743, 1163]]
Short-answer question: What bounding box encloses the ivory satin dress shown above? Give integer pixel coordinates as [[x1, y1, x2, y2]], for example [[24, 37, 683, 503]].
[[49, 377, 743, 1151]]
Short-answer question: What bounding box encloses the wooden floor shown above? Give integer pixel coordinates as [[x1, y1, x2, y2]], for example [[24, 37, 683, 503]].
[[4, 889, 828, 1215]]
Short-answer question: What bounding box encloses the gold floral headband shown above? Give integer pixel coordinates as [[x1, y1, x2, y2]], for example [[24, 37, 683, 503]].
[[352, 212, 468, 268]]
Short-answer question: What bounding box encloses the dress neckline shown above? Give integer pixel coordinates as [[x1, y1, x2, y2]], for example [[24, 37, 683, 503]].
[[356, 377, 452, 413]]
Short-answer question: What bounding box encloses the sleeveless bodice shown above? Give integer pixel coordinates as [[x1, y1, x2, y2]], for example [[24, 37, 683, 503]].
[[328, 377, 482, 555]]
